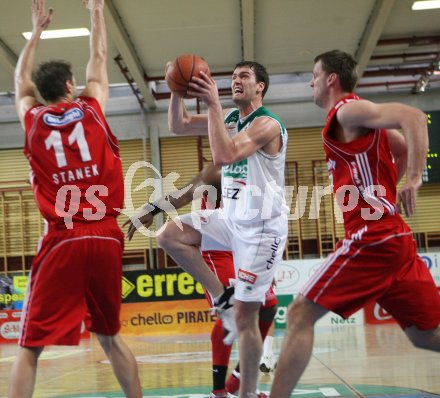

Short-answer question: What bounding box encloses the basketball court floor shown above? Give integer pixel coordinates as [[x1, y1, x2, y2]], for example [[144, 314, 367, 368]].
[[0, 324, 438, 398]]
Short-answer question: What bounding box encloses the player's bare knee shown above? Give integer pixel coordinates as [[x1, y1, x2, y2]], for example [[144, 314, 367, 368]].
[[408, 334, 432, 350], [96, 333, 115, 353], [235, 302, 260, 332], [286, 296, 318, 330], [156, 221, 178, 250], [406, 326, 440, 351], [21, 346, 44, 362]]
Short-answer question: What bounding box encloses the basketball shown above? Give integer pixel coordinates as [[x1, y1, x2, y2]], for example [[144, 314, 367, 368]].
[[165, 54, 210, 98]]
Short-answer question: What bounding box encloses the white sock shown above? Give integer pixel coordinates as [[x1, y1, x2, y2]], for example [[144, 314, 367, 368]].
[[263, 335, 274, 357], [213, 292, 222, 305]]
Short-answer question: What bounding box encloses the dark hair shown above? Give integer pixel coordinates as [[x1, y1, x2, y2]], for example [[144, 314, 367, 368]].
[[314, 50, 358, 92], [32, 60, 73, 102], [234, 61, 269, 97]]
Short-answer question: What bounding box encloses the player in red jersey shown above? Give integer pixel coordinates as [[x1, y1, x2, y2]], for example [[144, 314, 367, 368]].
[[270, 49, 440, 398], [9, 1, 142, 397], [125, 163, 277, 397]]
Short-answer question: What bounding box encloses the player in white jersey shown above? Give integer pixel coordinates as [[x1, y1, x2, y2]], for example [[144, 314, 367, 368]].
[[155, 61, 287, 398]]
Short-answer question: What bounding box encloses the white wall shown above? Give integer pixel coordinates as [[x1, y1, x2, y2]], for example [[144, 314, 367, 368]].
[[1, 90, 439, 149]]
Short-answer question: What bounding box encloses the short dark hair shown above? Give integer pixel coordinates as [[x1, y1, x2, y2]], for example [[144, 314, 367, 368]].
[[32, 60, 73, 102], [234, 61, 270, 97], [314, 50, 358, 92]]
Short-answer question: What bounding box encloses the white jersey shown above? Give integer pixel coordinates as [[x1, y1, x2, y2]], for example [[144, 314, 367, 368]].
[[221, 106, 288, 224]]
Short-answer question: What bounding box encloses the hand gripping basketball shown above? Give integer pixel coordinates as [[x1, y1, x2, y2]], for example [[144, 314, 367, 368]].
[[165, 54, 211, 98]]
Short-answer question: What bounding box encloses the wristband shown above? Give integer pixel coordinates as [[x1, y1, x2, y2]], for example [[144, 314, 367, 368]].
[[146, 203, 162, 216]]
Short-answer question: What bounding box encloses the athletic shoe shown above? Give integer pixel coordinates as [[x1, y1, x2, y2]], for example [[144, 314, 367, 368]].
[[247, 392, 268, 398], [212, 286, 237, 345], [225, 369, 240, 395], [209, 389, 229, 397], [259, 353, 277, 373]]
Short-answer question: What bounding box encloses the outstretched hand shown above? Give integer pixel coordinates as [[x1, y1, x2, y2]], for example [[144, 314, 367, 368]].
[[83, 0, 105, 10], [396, 177, 422, 217], [32, 0, 53, 34], [187, 71, 220, 107], [123, 209, 155, 241]]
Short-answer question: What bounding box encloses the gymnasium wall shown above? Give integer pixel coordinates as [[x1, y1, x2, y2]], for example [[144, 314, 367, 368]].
[[1, 88, 440, 148], [0, 87, 439, 270], [0, 126, 439, 272]]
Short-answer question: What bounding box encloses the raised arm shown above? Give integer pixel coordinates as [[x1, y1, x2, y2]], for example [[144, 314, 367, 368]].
[[124, 163, 221, 240], [186, 71, 282, 165], [15, 0, 53, 128], [167, 91, 209, 135], [338, 100, 428, 216], [209, 112, 282, 166], [81, 0, 108, 109]]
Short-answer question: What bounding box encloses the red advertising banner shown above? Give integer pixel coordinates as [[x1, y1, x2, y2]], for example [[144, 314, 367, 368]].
[[0, 310, 21, 343], [363, 302, 396, 325], [364, 286, 440, 325], [0, 309, 90, 344]]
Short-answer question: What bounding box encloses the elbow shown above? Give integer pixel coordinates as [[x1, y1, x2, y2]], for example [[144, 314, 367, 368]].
[[402, 109, 429, 146], [416, 110, 429, 134], [94, 51, 107, 65], [14, 73, 26, 88], [168, 119, 190, 135], [212, 143, 238, 166], [168, 123, 184, 135], [412, 109, 429, 130], [418, 111, 429, 150], [403, 108, 427, 126], [212, 157, 226, 167], [212, 154, 233, 167]]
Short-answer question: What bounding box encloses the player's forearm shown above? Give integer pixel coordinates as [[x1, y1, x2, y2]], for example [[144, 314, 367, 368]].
[[395, 152, 408, 183], [208, 104, 234, 165], [401, 110, 428, 181], [147, 165, 220, 213], [89, 5, 107, 66], [151, 178, 210, 213], [168, 94, 188, 133], [387, 129, 407, 183], [14, 35, 39, 99]]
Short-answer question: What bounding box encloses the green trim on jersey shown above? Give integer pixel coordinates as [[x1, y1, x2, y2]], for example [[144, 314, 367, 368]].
[[224, 106, 287, 135], [222, 106, 286, 181]]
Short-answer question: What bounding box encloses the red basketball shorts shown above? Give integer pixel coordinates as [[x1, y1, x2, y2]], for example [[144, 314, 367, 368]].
[[301, 220, 440, 330], [19, 218, 124, 347]]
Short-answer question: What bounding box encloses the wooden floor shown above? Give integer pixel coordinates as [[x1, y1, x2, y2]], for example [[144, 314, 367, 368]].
[[0, 324, 439, 398]]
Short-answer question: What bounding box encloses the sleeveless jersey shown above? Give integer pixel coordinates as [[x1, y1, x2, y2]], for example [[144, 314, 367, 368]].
[[24, 96, 124, 229], [323, 94, 400, 235], [222, 106, 288, 224]]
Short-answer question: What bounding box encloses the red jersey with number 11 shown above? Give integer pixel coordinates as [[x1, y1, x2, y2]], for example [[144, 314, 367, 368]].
[[23, 96, 124, 229]]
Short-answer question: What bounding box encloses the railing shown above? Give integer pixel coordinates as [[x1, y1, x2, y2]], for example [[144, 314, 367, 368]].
[[312, 160, 337, 258], [284, 161, 303, 259], [0, 185, 43, 275]]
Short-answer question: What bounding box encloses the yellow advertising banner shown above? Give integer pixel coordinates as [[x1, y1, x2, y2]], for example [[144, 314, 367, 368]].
[[120, 299, 216, 336]]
